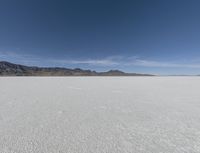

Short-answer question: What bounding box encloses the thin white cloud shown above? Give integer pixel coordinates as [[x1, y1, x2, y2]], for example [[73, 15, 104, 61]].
[[51, 55, 140, 66], [0, 51, 43, 66], [52, 57, 120, 66], [53, 59, 118, 66], [130, 59, 200, 68], [0, 51, 35, 59], [53, 57, 200, 68], [1, 51, 200, 68]]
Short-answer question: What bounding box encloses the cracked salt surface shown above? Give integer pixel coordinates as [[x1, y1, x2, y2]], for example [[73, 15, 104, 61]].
[[1, 77, 200, 153]]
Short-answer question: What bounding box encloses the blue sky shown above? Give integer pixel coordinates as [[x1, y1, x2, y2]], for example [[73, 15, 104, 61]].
[[1, 0, 200, 74]]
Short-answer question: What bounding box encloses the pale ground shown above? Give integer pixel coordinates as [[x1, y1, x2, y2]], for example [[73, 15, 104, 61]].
[[0, 77, 200, 153]]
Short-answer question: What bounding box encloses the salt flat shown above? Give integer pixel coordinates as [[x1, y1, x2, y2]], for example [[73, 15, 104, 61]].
[[0, 77, 200, 153]]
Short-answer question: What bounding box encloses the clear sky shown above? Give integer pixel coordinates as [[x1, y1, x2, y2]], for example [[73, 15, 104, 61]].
[[1, 0, 200, 74]]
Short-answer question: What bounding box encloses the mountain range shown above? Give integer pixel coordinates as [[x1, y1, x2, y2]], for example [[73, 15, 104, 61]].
[[0, 61, 154, 76]]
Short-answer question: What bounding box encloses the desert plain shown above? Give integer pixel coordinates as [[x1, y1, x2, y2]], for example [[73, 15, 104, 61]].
[[0, 77, 200, 153]]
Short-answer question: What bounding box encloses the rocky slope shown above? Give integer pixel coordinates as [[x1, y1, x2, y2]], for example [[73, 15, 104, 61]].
[[0, 61, 153, 76]]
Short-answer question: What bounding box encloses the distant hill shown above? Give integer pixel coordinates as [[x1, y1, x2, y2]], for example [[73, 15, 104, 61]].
[[0, 61, 154, 76]]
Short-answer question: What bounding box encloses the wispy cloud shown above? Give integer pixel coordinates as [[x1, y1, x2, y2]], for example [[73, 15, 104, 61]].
[[52, 55, 130, 66], [51, 55, 138, 66], [51, 56, 200, 68], [1, 51, 200, 69], [52, 59, 118, 66], [130, 59, 200, 68], [0, 51, 43, 66]]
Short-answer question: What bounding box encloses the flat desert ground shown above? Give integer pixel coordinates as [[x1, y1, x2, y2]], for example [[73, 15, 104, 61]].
[[0, 77, 200, 153]]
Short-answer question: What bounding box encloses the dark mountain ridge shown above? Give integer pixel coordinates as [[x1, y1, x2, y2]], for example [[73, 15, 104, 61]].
[[0, 61, 154, 76]]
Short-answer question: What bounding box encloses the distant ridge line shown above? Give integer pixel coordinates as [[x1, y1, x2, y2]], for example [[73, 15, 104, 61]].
[[0, 61, 154, 76]]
